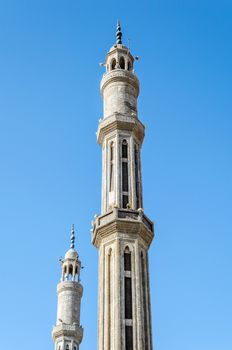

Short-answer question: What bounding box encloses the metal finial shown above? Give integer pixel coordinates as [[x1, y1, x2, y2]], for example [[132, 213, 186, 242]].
[[116, 20, 122, 44], [70, 224, 75, 249]]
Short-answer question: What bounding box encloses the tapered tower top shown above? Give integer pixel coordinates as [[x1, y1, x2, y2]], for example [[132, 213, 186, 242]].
[[100, 21, 138, 99], [65, 224, 79, 260]]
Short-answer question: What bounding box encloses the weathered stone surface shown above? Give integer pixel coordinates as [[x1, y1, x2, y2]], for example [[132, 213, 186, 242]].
[[94, 39, 154, 350]]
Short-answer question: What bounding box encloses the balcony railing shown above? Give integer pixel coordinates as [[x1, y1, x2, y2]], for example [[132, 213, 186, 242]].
[[92, 208, 154, 234]]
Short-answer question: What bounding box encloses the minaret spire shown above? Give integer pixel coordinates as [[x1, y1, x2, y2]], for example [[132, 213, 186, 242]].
[[70, 223, 75, 249], [116, 19, 122, 44]]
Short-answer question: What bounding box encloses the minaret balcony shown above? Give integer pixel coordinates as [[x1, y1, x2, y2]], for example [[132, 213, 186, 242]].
[[52, 323, 83, 343], [92, 207, 154, 248], [97, 112, 145, 145]]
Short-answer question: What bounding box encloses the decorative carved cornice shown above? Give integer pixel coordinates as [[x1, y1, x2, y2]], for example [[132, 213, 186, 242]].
[[52, 323, 83, 343], [101, 69, 139, 95], [57, 281, 83, 296], [97, 113, 145, 145], [92, 208, 154, 248]]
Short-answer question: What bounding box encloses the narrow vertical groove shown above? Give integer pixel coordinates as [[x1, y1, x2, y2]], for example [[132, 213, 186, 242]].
[[135, 241, 143, 349], [101, 142, 104, 213], [146, 253, 153, 350], [115, 134, 120, 208], [108, 249, 112, 350], [134, 144, 140, 209], [115, 238, 120, 350], [131, 247, 137, 349], [141, 252, 149, 350], [121, 140, 129, 208], [130, 137, 136, 210], [103, 139, 107, 213], [138, 147, 143, 209], [124, 248, 133, 349], [98, 246, 105, 350], [104, 247, 109, 350]]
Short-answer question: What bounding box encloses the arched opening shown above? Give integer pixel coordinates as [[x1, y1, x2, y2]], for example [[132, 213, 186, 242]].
[[119, 56, 125, 69], [111, 58, 116, 70], [66, 345, 69, 350], [68, 265, 73, 280], [122, 139, 128, 158], [124, 247, 131, 271]]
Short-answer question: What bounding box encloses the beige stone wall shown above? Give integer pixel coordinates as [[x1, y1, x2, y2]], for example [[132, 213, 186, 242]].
[[94, 42, 154, 350], [102, 79, 138, 118], [57, 281, 83, 326], [52, 251, 83, 350]]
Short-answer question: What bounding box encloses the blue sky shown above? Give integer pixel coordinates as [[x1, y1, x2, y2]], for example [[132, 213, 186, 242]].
[[0, 0, 231, 349]]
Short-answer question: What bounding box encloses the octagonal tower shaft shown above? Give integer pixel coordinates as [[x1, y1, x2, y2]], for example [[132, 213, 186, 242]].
[[93, 25, 154, 350]]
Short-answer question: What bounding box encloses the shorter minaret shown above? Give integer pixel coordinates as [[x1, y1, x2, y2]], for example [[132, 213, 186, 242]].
[[52, 225, 83, 350]]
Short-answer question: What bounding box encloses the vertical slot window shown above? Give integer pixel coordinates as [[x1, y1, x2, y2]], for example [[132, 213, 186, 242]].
[[122, 140, 128, 158], [134, 144, 140, 209], [124, 277, 132, 319], [141, 252, 148, 350], [122, 140, 129, 208], [122, 162, 128, 191], [122, 195, 129, 209], [124, 247, 133, 349], [124, 250, 131, 271], [110, 142, 114, 192], [125, 325, 133, 350]]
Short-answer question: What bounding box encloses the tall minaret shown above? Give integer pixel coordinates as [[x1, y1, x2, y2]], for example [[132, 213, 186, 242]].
[[52, 225, 83, 350], [92, 22, 154, 350]]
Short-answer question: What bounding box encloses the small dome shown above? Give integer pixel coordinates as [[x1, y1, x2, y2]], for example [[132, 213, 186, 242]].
[[65, 248, 78, 260]]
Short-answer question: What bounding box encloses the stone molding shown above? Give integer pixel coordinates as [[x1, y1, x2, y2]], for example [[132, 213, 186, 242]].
[[57, 281, 83, 296], [52, 323, 83, 343], [107, 45, 135, 62], [92, 208, 154, 248], [97, 113, 145, 145], [101, 69, 139, 96]]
